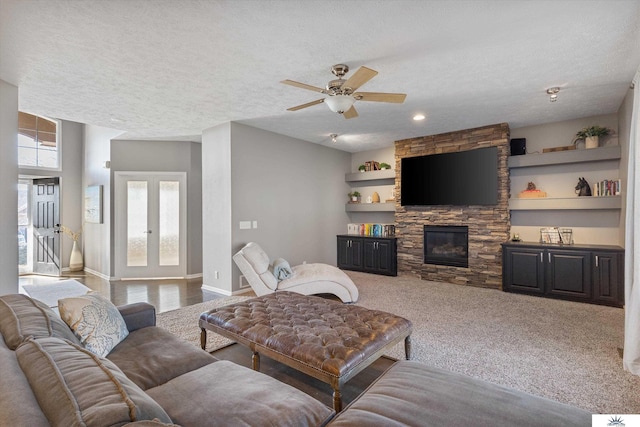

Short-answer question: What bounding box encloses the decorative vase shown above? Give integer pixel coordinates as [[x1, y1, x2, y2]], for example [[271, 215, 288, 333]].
[[585, 136, 599, 149], [69, 241, 83, 272]]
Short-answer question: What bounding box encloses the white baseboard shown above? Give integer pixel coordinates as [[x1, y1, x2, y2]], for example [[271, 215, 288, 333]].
[[201, 284, 250, 296], [83, 268, 112, 281], [186, 273, 203, 279]]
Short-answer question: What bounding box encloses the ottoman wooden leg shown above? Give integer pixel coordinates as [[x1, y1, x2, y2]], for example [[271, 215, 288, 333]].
[[405, 335, 412, 360], [252, 351, 261, 371], [200, 328, 207, 350], [333, 387, 342, 412]]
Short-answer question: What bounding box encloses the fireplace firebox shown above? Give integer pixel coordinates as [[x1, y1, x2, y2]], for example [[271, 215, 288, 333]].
[[424, 225, 469, 268]]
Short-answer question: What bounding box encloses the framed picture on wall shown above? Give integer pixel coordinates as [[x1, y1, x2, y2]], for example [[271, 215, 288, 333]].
[[85, 185, 103, 224]]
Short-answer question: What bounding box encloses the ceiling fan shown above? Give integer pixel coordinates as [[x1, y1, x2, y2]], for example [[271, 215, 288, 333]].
[[281, 64, 407, 119]]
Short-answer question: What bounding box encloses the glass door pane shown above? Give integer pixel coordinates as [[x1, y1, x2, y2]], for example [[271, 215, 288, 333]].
[[159, 181, 180, 266], [127, 181, 148, 267]]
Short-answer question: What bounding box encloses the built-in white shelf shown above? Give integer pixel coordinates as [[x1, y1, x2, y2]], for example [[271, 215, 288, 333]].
[[508, 145, 621, 169], [345, 169, 395, 183], [345, 202, 396, 212], [508, 196, 621, 211]]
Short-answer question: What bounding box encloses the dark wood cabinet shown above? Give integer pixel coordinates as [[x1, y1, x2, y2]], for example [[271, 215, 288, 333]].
[[337, 236, 363, 271], [592, 251, 622, 306], [502, 242, 623, 307], [338, 235, 397, 276]]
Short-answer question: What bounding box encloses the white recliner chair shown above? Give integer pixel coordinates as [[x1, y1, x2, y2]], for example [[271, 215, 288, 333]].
[[233, 242, 359, 303]]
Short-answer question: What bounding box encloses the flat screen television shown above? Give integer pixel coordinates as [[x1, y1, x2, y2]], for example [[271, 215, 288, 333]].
[[401, 147, 498, 206]]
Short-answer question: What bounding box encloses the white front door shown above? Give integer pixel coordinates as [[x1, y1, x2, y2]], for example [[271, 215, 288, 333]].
[[115, 172, 186, 279]]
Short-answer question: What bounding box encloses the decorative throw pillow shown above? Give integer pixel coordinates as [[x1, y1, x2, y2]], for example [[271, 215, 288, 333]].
[[58, 293, 129, 357], [0, 294, 81, 349], [271, 258, 294, 281]]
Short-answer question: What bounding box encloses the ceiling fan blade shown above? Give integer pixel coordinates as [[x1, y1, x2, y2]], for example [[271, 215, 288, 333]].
[[341, 66, 378, 92], [287, 98, 324, 111], [343, 106, 358, 119], [354, 92, 407, 103], [281, 80, 326, 94]]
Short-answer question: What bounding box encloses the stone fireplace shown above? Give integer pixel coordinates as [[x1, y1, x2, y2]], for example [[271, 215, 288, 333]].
[[424, 225, 468, 268], [394, 123, 510, 289]]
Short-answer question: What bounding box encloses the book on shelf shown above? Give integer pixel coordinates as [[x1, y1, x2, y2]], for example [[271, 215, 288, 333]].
[[593, 179, 621, 197], [347, 223, 396, 237]]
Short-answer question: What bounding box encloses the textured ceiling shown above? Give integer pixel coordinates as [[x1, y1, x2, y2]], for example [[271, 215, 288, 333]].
[[1, 0, 639, 152]]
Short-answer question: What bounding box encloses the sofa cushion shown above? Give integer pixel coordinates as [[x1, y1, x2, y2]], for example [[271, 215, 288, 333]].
[[107, 325, 216, 390], [0, 335, 50, 426], [146, 360, 334, 427], [59, 293, 129, 357], [16, 337, 172, 426], [0, 293, 81, 349], [327, 360, 592, 427]]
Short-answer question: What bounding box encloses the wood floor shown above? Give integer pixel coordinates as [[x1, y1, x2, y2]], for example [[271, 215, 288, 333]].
[[18, 272, 228, 313]]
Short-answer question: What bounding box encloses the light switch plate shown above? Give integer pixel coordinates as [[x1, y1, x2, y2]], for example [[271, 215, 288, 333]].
[[239, 221, 251, 229]]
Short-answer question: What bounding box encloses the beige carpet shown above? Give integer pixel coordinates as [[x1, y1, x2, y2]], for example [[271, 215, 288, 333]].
[[156, 295, 251, 352], [156, 272, 640, 414]]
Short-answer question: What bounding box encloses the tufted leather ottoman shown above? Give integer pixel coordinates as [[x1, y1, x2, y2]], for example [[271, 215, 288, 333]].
[[199, 291, 412, 411]]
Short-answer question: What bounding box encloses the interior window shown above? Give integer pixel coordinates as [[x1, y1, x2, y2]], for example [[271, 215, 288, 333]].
[[18, 112, 59, 169]]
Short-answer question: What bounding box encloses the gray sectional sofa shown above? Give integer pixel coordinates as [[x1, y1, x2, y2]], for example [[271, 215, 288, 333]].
[[0, 293, 592, 426]]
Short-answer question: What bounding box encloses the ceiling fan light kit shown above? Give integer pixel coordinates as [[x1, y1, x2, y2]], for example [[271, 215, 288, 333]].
[[325, 95, 355, 113], [282, 64, 406, 119]]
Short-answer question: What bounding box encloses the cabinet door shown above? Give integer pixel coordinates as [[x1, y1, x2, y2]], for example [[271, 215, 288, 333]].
[[592, 251, 622, 307], [375, 239, 397, 276], [350, 238, 363, 269], [337, 237, 351, 269], [337, 237, 363, 271], [503, 247, 545, 294], [546, 250, 591, 301], [363, 240, 377, 271]]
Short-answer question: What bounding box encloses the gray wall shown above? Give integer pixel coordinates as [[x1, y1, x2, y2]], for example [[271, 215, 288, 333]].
[[19, 120, 84, 270], [0, 80, 18, 295], [510, 113, 623, 245], [201, 122, 233, 293], [109, 139, 203, 277], [83, 125, 122, 278], [201, 123, 351, 294]]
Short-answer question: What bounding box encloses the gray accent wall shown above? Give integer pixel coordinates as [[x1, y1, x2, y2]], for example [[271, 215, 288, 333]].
[[201, 122, 233, 293], [201, 123, 351, 294], [83, 125, 123, 278], [109, 139, 203, 277], [0, 80, 18, 295], [19, 120, 84, 271]]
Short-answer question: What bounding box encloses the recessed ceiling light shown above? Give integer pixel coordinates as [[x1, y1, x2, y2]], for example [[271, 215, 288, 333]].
[[413, 114, 426, 121]]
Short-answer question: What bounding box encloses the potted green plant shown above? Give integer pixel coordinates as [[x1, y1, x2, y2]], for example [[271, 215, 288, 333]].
[[358, 165, 366, 172], [379, 162, 391, 170], [573, 125, 611, 149], [348, 191, 361, 202]]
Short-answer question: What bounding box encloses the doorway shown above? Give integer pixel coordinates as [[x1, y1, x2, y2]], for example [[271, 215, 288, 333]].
[[18, 178, 61, 276], [115, 172, 186, 279]]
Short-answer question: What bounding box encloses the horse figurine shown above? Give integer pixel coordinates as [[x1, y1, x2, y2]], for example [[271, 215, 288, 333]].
[[575, 177, 592, 196]]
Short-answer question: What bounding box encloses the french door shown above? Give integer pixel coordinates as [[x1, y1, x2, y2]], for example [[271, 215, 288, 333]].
[[115, 172, 186, 279]]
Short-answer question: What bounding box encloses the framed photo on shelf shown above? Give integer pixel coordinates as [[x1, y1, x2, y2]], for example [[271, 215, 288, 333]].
[[540, 227, 561, 244]]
